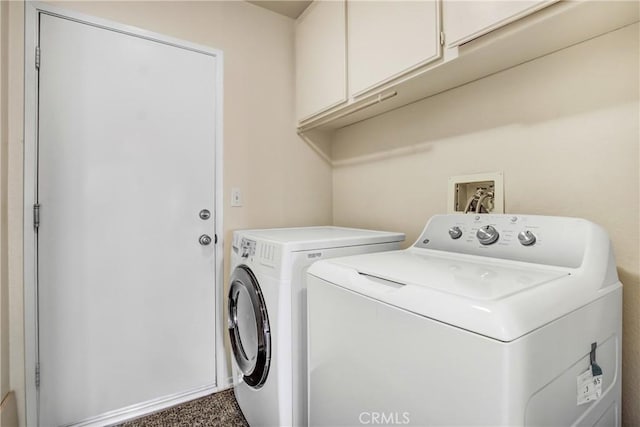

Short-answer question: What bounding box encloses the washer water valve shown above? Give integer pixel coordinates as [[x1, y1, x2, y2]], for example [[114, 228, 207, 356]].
[[448, 172, 504, 214], [464, 188, 495, 214]]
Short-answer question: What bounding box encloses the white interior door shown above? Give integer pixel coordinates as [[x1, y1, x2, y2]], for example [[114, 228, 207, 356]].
[[37, 13, 218, 426]]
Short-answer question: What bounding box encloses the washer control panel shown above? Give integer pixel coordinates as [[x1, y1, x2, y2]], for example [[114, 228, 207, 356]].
[[415, 214, 588, 268]]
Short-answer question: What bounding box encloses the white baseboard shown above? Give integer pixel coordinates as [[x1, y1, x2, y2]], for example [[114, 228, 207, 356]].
[[71, 384, 219, 427], [218, 375, 236, 391]]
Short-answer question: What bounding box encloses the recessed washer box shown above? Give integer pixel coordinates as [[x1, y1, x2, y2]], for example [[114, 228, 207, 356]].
[[448, 172, 504, 214]]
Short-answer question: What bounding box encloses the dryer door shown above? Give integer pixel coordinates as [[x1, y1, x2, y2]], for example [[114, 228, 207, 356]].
[[228, 265, 271, 388]]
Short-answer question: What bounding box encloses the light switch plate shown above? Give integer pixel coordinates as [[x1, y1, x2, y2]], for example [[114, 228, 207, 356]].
[[231, 188, 242, 207], [447, 172, 504, 214]]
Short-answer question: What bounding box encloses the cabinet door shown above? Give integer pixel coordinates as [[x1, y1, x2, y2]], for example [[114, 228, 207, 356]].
[[444, 0, 555, 47], [295, 0, 347, 122], [348, 0, 441, 97]]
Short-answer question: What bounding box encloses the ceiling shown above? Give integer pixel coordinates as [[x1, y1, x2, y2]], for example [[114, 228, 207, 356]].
[[247, 0, 312, 19]]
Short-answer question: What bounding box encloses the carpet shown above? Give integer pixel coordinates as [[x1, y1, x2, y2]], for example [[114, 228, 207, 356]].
[[116, 389, 248, 427]]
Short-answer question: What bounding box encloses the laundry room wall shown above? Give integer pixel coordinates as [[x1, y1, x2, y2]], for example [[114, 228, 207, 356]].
[[4, 1, 331, 425], [0, 0, 12, 419], [332, 23, 639, 426]]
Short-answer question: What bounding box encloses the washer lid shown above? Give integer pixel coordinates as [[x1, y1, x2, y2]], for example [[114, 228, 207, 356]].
[[308, 250, 577, 342], [333, 250, 568, 301]]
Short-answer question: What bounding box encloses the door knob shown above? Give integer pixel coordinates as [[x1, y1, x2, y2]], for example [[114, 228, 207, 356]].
[[199, 234, 212, 246]]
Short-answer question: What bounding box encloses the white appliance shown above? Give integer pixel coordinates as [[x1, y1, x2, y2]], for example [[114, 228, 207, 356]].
[[307, 214, 622, 427], [228, 226, 405, 426]]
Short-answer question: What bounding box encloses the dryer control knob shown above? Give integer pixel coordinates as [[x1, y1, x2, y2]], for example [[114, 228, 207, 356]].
[[518, 230, 537, 246], [448, 226, 463, 239], [476, 225, 499, 245]]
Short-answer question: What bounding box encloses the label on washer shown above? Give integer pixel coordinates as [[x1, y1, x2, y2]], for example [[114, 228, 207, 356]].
[[577, 368, 602, 405]]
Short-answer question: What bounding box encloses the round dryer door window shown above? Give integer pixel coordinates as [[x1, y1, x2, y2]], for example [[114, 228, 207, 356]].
[[228, 265, 271, 388]]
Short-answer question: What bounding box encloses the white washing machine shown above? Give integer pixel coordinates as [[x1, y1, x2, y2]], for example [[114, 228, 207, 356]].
[[307, 214, 622, 427], [228, 226, 405, 426]]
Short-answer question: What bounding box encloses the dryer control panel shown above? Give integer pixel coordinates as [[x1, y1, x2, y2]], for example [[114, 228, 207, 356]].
[[240, 238, 256, 258], [413, 214, 600, 268]]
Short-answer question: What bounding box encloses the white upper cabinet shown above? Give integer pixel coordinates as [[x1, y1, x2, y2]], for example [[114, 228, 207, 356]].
[[443, 0, 556, 47], [347, 0, 441, 97], [295, 0, 347, 122], [295, 0, 637, 130]]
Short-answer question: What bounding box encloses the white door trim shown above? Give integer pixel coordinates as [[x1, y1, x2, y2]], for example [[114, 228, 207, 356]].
[[23, 2, 224, 425]]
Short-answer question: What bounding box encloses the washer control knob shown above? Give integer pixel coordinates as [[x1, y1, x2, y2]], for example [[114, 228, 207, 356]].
[[448, 226, 463, 240], [476, 225, 499, 245], [518, 230, 537, 246]]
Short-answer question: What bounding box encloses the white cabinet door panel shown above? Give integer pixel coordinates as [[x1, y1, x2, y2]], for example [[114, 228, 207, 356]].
[[348, 0, 441, 97], [444, 0, 555, 47], [296, 0, 347, 121]]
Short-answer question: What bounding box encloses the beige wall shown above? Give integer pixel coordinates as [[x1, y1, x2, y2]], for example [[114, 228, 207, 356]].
[[0, 392, 18, 427], [6, 2, 22, 425], [1, 0, 11, 407], [6, 1, 332, 425], [333, 23, 639, 426]]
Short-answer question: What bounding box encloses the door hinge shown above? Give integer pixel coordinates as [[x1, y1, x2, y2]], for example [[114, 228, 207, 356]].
[[33, 204, 40, 230], [35, 363, 40, 388], [439, 31, 445, 46], [35, 46, 40, 70]]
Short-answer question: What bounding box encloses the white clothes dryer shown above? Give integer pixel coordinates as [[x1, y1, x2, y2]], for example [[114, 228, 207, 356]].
[[307, 214, 622, 427], [228, 226, 404, 426]]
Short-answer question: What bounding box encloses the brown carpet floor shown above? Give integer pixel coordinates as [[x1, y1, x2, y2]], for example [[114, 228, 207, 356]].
[[116, 389, 249, 427]]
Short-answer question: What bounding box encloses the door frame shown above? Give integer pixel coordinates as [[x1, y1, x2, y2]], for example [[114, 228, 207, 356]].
[[23, 2, 224, 425]]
